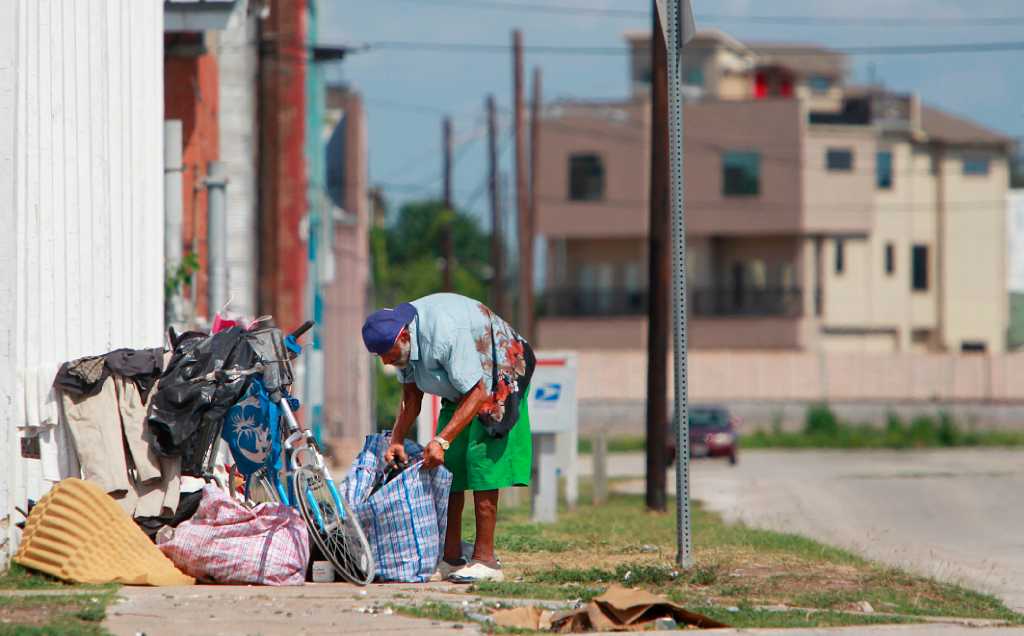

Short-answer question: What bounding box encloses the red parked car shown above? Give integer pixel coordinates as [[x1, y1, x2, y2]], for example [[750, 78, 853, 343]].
[[668, 405, 740, 465]]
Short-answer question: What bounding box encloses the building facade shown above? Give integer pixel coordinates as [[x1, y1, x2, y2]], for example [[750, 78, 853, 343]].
[[538, 30, 1013, 355], [322, 86, 373, 449]]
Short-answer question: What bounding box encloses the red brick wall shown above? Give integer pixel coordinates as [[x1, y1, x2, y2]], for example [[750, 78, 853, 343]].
[[164, 34, 220, 320], [257, 1, 308, 332]]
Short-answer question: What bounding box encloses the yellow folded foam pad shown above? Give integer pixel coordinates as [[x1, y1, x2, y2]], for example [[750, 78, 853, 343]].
[[14, 478, 194, 586]]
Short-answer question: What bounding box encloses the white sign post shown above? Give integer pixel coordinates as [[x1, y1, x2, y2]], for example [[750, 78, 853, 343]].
[[527, 351, 579, 523]]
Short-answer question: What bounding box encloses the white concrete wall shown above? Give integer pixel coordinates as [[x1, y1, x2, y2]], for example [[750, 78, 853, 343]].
[[0, 0, 165, 565], [218, 1, 259, 317]]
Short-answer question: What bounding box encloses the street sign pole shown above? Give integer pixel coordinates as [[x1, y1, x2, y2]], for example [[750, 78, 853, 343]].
[[660, 0, 694, 568]]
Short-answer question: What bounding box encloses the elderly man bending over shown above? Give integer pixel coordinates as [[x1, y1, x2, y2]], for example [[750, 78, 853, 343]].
[[361, 293, 535, 583]]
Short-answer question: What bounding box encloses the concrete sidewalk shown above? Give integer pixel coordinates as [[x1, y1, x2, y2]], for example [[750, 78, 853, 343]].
[[100, 583, 1024, 636], [103, 582, 483, 636]]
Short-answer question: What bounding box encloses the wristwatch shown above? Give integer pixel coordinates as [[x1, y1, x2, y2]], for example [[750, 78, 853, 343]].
[[432, 435, 450, 451]]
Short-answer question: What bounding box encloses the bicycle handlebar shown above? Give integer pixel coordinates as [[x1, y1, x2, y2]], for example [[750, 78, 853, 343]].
[[290, 320, 314, 341]]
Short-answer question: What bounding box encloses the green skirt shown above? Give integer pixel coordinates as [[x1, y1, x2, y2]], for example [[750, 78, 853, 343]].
[[436, 393, 532, 492]]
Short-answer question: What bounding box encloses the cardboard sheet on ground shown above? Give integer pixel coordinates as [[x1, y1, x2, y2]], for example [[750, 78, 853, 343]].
[[14, 478, 194, 586], [490, 585, 728, 632]]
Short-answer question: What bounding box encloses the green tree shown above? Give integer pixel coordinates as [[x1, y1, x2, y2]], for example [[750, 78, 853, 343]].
[[369, 198, 494, 429]]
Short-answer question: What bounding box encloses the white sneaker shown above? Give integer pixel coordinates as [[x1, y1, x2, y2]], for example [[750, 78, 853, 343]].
[[429, 558, 467, 582], [448, 560, 504, 583]]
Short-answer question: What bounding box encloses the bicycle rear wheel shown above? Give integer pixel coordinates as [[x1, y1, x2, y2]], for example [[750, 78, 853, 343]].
[[294, 466, 376, 586]]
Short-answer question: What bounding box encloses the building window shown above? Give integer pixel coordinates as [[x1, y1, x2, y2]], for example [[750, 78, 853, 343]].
[[826, 148, 854, 172], [884, 243, 894, 275], [685, 66, 704, 87], [961, 341, 987, 353], [876, 151, 893, 189], [835, 239, 845, 274], [963, 155, 990, 176], [912, 244, 928, 291], [722, 151, 761, 197], [807, 75, 832, 93], [568, 153, 605, 201]]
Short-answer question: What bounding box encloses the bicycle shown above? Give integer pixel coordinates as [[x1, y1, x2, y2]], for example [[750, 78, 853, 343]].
[[221, 321, 376, 586]]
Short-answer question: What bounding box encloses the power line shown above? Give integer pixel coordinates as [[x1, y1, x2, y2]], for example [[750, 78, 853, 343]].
[[388, 0, 1024, 27], [374, 117, 487, 189], [366, 40, 626, 56], [357, 38, 1024, 57], [461, 126, 515, 214]]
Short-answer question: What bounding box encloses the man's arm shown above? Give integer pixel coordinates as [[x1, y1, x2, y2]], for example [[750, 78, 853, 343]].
[[422, 379, 488, 469], [437, 380, 487, 443], [385, 382, 424, 463]]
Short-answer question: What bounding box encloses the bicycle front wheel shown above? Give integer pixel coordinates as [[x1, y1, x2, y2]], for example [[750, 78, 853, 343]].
[[294, 466, 376, 586]]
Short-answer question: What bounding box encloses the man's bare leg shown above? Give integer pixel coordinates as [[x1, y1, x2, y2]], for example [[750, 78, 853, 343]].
[[472, 489, 500, 567], [443, 491, 465, 563]]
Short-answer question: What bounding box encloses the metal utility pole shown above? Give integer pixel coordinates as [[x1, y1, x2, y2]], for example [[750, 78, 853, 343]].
[[205, 161, 229, 317], [442, 116, 454, 291], [488, 95, 507, 317], [645, 4, 670, 513], [513, 30, 531, 339], [657, 0, 696, 568], [164, 120, 185, 327], [524, 66, 541, 343]]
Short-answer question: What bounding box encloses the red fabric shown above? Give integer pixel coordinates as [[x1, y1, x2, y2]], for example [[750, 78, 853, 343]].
[[158, 484, 309, 586], [211, 313, 239, 334], [754, 73, 767, 98]]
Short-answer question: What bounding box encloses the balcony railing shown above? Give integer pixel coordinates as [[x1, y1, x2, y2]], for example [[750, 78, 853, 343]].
[[540, 288, 649, 317], [540, 286, 808, 318], [691, 287, 805, 317]]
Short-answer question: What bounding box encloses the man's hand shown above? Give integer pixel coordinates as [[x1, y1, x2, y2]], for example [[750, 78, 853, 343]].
[[384, 440, 409, 465], [423, 440, 446, 469]]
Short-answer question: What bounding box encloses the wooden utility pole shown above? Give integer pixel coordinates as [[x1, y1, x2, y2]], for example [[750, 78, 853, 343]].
[[442, 116, 454, 291], [524, 67, 542, 342], [645, 3, 670, 513], [513, 30, 531, 339], [488, 95, 507, 317]]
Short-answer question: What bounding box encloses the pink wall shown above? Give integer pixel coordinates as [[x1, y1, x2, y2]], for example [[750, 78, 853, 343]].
[[571, 349, 1024, 403], [537, 97, 877, 241], [538, 316, 814, 350]]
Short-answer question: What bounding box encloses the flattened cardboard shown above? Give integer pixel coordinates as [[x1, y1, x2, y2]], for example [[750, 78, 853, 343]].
[[14, 478, 194, 586]]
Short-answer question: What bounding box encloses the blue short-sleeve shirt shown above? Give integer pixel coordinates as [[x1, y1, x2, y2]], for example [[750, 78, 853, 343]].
[[397, 293, 520, 402]]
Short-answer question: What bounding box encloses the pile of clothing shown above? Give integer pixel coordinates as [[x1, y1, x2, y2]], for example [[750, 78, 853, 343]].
[[53, 346, 182, 519]]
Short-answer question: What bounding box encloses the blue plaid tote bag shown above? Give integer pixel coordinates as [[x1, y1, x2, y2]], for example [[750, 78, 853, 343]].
[[342, 434, 453, 582]]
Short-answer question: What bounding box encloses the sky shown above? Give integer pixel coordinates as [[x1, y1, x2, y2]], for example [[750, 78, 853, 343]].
[[320, 0, 1024, 228]]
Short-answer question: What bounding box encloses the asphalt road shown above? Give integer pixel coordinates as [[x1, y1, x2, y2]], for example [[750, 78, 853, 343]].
[[603, 449, 1024, 613]]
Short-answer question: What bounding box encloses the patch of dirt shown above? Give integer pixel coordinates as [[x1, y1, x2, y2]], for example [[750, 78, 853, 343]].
[[506, 549, 669, 575], [0, 602, 77, 627]]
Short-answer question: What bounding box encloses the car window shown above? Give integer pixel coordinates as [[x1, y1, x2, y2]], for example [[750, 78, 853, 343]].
[[689, 409, 728, 430]]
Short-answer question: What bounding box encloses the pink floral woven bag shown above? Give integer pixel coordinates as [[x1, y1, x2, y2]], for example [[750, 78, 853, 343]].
[[158, 484, 309, 586]]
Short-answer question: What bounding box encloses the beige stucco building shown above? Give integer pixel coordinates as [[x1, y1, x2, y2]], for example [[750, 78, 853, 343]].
[[538, 30, 1013, 354]]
